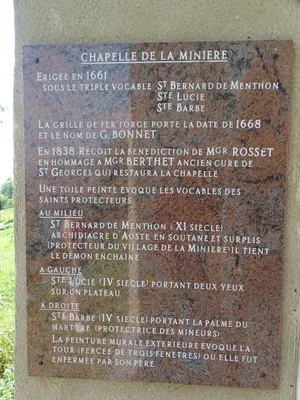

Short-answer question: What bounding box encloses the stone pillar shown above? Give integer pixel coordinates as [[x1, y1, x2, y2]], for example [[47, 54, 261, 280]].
[[14, 1, 300, 399]]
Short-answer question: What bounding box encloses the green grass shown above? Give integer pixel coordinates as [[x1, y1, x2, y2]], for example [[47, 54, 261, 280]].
[[0, 366, 14, 399], [0, 208, 15, 384]]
